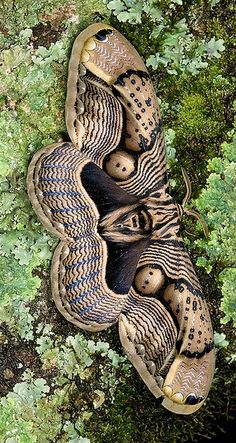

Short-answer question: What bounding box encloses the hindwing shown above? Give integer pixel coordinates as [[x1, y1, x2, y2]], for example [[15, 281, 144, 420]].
[[27, 142, 147, 330]]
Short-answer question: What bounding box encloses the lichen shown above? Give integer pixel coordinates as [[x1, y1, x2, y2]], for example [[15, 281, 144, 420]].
[[195, 124, 236, 326]]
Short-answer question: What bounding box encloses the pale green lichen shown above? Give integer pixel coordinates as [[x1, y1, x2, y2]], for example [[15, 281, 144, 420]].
[[0, 333, 130, 442], [195, 126, 236, 326], [106, 0, 225, 74]]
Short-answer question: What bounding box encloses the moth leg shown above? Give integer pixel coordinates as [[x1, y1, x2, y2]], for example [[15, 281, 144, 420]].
[[181, 167, 192, 207], [180, 167, 209, 238]]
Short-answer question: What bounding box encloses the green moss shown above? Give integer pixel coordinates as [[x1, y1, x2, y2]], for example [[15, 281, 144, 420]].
[[0, 333, 131, 442], [84, 363, 236, 443], [219, 268, 236, 326]]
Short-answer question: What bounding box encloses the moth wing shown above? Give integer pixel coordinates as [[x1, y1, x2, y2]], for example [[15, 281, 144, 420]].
[[27, 142, 147, 330], [67, 70, 124, 167], [161, 279, 215, 414], [66, 23, 167, 198], [119, 296, 178, 400], [27, 142, 108, 242], [119, 239, 215, 414]]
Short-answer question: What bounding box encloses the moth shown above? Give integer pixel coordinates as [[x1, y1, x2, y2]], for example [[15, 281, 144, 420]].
[[27, 23, 215, 414]]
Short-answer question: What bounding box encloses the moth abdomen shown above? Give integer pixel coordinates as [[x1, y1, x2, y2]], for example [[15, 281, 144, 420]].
[[99, 205, 152, 244]]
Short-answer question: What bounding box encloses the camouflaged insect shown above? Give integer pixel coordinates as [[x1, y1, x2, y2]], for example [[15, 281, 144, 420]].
[[27, 24, 215, 415]]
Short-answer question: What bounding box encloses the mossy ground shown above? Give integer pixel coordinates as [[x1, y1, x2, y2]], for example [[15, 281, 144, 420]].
[[0, 1, 235, 442]]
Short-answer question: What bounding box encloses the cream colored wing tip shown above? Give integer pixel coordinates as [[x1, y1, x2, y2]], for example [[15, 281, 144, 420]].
[[119, 315, 207, 414], [162, 396, 204, 415]]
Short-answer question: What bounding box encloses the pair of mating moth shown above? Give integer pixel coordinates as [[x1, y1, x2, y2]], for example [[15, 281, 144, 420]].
[[27, 24, 215, 415]]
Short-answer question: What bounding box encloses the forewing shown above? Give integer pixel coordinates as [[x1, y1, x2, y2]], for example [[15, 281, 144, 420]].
[[66, 23, 167, 198], [67, 72, 124, 166], [119, 237, 215, 414], [119, 295, 177, 400]]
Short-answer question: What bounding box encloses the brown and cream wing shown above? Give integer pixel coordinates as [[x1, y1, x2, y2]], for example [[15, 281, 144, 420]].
[[27, 142, 148, 330], [66, 23, 167, 198], [119, 236, 215, 414]]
